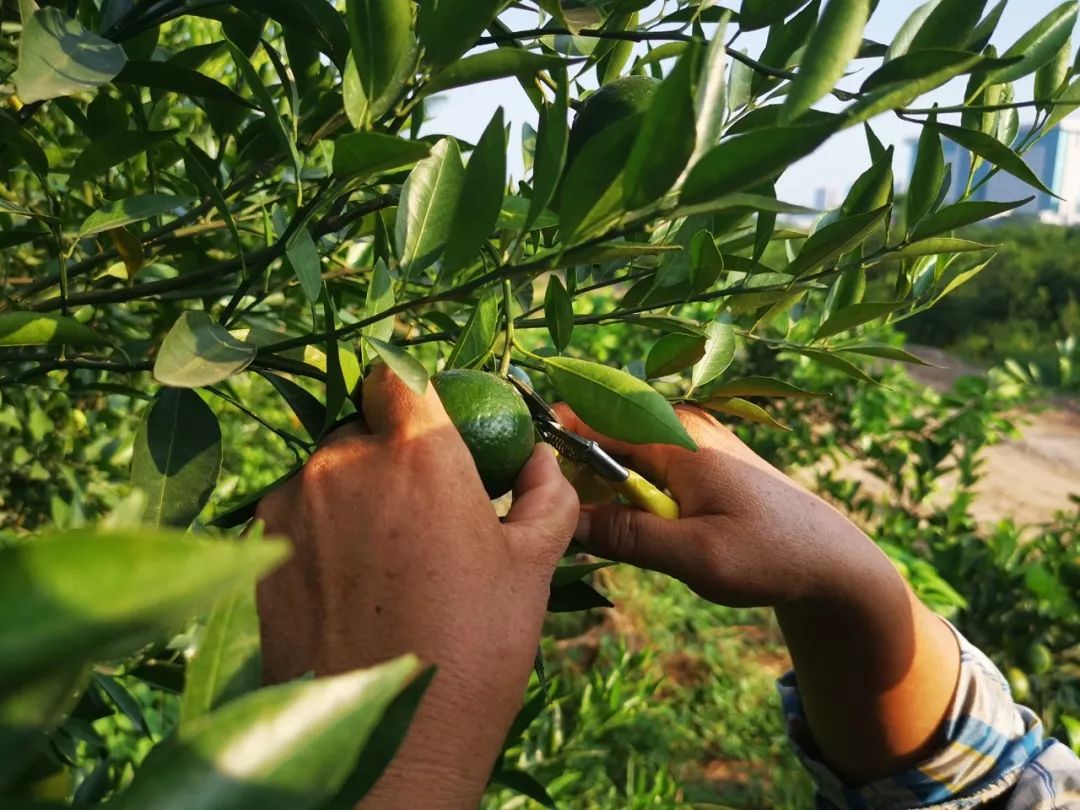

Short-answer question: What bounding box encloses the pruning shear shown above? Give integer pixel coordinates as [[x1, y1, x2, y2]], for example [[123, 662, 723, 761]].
[[508, 375, 680, 520]]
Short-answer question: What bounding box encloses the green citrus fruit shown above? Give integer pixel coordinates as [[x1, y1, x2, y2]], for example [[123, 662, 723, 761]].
[[1006, 666, 1031, 702], [567, 75, 660, 165], [1025, 642, 1054, 676], [433, 369, 535, 498]]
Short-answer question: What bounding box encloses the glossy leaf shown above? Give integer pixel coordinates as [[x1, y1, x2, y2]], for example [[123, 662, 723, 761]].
[[443, 108, 506, 273], [395, 138, 465, 278], [346, 0, 413, 119], [886, 0, 942, 60], [115, 61, 253, 107], [907, 116, 945, 227], [0, 529, 286, 693], [131, 387, 222, 528], [987, 1, 1079, 84], [424, 50, 572, 96], [646, 333, 706, 378], [681, 123, 836, 206], [816, 301, 899, 339], [69, 129, 178, 185], [782, 0, 871, 122], [861, 49, 992, 94], [907, 0, 989, 51], [704, 397, 789, 430], [418, 0, 502, 69], [261, 372, 325, 441], [154, 311, 257, 388], [788, 205, 889, 277], [544, 275, 574, 351], [77, 195, 194, 238], [789, 346, 879, 384], [707, 376, 826, 398], [689, 19, 729, 165], [689, 230, 724, 293], [911, 197, 1034, 239], [446, 292, 499, 369], [227, 40, 302, 183], [559, 114, 641, 242], [740, 0, 813, 31], [844, 52, 984, 124], [527, 70, 569, 232], [492, 769, 556, 808], [363, 337, 428, 394], [623, 47, 697, 209], [837, 343, 936, 366], [360, 259, 396, 367], [113, 656, 421, 810], [286, 227, 323, 305], [0, 312, 107, 347], [544, 357, 697, 450], [931, 257, 994, 304], [332, 133, 430, 179], [936, 123, 1055, 196], [180, 584, 262, 731], [895, 238, 994, 257], [691, 322, 736, 389], [14, 7, 126, 103]]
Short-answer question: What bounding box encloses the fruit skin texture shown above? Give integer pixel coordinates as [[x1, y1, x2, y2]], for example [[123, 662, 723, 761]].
[[567, 75, 660, 165], [1025, 642, 1054, 676], [432, 369, 536, 498]]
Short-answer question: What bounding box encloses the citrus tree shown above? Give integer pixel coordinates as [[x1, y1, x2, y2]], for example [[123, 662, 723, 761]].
[[2, 0, 1079, 805]]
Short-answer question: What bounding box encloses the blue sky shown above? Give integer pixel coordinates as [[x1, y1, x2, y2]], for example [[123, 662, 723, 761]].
[[424, 1, 1074, 206]]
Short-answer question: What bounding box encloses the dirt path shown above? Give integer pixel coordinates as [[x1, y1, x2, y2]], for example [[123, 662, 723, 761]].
[[908, 346, 1080, 525]]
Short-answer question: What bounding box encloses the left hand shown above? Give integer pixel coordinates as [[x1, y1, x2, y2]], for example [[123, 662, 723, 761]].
[[255, 365, 578, 808]]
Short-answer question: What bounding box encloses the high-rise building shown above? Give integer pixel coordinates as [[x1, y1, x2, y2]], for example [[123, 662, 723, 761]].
[[907, 115, 1080, 225]]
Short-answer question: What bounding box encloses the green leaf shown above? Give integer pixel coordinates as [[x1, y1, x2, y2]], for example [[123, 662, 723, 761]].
[[0, 111, 49, 175], [703, 397, 789, 430], [112, 656, 421, 810], [860, 49, 993, 94], [689, 19, 730, 165], [13, 7, 127, 103], [551, 561, 617, 588], [0, 529, 286, 693], [646, 333, 706, 378], [689, 230, 724, 293], [363, 336, 428, 394], [907, 0, 989, 51], [840, 148, 894, 216], [333, 132, 431, 180], [1045, 78, 1080, 130], [346, 0, 413, 121], [781, 0, 871, 122], [424, 50, 573, 96], [69, 129, 178, 185], [395, 138, 465, 278], [691, 322, 736, 388], [936, 122, 1056, 197], [1035, 36, 1071, 109], [788, 205, 889, 278], [623, 46, 697, 210], [910, 197, 1034, 239], [844, 52, 985, 124], [492, 769, 556, 809], [544, 275, 574, 351], [131, 387, 222, 528], [907, 115, 945, 227], [180, 584, 262, 731], [740, 0, 813, 30], [986, 1, 1079, 84], [360, 259, 396, 366], [547, 580, 613, 612], [706, 376, 825, 398], [788, 346, 879, 384], [895, 238, 994, 257], [0, 228, 48, 249], [681, 122, 836, 206], [931, 257, 993, 304], [96, 673, 150, 735], [443, 108, 506, 273], [0, 312, 107, 347], [261, 372, 326, 441], [544, 357, 697, 450], [816, 301, 898, 339], [559, 113, 641, 242], [154, 311, 257, 388], [527, 70, 569, 232], [321, 296, 350, 435], [886, 0, 942, 59], [836, 343, 937, 366], [446, 291, 499, 369], [418, 0, 502, 69], [227, 40, 302, 184], [967, 0, 1008, 51], [115, 61, 253, 107], [285, 227, 323, 305], [77, 195, 195, 238], [0, 668, 84, 791]]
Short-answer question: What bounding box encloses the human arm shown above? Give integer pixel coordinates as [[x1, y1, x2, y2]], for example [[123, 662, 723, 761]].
[[255, 366, 578, 808], [556, 403, 960, 784]]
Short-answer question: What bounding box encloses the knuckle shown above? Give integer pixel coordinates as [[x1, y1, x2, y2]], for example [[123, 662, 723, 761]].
[[604, 508, 640, 560]]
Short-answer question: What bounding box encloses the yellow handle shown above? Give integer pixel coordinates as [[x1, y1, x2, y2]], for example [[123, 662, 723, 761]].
[[611, 470, 680, 519]]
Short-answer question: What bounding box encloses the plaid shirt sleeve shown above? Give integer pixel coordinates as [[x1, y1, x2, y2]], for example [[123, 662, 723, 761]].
[[777, 622, 1080, 809]]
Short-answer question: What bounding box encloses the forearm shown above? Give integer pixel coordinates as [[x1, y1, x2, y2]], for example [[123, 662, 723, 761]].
[[775, 521, 961, 784]]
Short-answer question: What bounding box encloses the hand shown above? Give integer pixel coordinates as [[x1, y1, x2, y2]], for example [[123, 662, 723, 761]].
[[256, 366, 578, 808], [557, 403, 960, 785]]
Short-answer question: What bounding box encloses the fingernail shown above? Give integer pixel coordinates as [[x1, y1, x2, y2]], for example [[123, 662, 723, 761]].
[[574, 509, 591, 542]]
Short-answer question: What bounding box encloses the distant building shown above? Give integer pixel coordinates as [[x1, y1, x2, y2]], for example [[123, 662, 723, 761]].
[[907, 116, 1080, 225], [813, 187, 843, 210]]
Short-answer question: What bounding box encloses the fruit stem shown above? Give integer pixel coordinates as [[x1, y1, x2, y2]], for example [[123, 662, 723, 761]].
[[499, 278, 515, 376]]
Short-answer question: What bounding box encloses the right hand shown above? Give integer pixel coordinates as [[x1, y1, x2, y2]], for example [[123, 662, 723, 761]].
[[555, 402, 873, 608]]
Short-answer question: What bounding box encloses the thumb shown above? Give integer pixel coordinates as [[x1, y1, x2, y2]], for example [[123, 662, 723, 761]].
[[575, 503, 696, 578], [503, 444, 579, 566]]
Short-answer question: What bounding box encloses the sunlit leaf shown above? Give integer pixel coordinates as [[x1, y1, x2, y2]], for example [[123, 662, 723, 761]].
[[544, 275, 574, 352], [363, 336, 428, 394], [443, 108, 506, 273], [446, 292, 500, 369], [154, 311, 257, 388], [395, 138, 465, 278], [646, 333, 706, 378], [0, 312, 107, 347], [77, 195, 194, 239]]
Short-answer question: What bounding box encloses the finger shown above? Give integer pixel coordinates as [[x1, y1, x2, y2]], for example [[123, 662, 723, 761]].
[[503, 443, 579, 566], [551, 402, 706, 484], [362, 362, 450, 437], [574, 502, 711, 583]]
